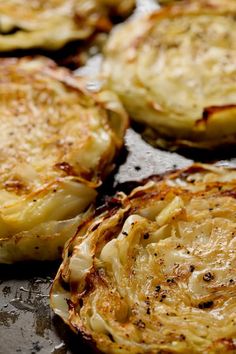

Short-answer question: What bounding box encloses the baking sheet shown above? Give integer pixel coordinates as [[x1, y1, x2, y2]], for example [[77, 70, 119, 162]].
[[1, 1, 236, 352], [1, 128, 235, 354]]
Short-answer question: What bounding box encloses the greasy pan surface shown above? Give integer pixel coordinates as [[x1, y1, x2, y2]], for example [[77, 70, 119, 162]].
[[0, 128, 236, 354]]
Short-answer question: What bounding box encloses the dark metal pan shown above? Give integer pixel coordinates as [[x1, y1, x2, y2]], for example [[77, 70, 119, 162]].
[[0, 128, 235, 354]]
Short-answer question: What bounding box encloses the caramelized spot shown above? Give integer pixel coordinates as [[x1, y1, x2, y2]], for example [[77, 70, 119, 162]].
[[54, 162, 76, 176]]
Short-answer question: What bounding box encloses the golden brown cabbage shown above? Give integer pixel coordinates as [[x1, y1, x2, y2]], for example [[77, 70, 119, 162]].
[[51, 164, 236, 353], [0, 0, 135, 51], [0, 0, 93, 50], [103, 0, 236, 150], [0, 56, 128, 263]]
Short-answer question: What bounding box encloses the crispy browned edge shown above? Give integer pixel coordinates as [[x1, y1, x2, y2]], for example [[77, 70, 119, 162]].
[[50, 163, 236, 353], [0, 55, 129, 189], [125, 1, 236, 151]]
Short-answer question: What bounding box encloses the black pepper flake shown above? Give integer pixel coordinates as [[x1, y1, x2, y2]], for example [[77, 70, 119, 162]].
[[160, 294, 166, 302], [167, 278, 175, 283], [146, 308, 151, 315], [198, 301, 214, 309], [189, 265, 195, 273], [143, 233, 149, 240], [209, 208, 213, 211], [154, 253, 157, 256], [203, 272, 214, 282], [230, 279, 234, 284], [134, 319, 146, 329], [33, 199, 37, 202], [179, 334, 186, 341], [122, 231, 128, 236], [155, 285, 161, 292]]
